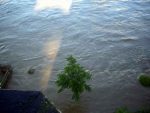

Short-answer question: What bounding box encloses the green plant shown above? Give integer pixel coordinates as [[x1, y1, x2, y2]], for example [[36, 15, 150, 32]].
[[56, 55, 92, 101], [135, 109, 150, 113], [114, 107, 130, 113], [38, 98, 59, 113], [115, 107, 150, 113], [138, 74, 150, 87]]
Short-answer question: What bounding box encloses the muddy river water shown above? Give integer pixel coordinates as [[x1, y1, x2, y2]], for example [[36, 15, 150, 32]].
[[0, 0, 150, 113]]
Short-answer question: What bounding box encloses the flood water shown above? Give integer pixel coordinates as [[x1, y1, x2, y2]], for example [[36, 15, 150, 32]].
[[0, 0, 150, 112]]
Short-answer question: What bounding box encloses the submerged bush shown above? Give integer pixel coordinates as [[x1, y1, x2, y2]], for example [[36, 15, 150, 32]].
[[56, 55, 92, 101], [114, 107, 130, 113], [138, 74, 150, 87], [115, 107, 150, 113], [135, 109, 150, 113]]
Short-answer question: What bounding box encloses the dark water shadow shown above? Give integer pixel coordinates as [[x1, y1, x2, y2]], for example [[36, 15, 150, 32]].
[[61, 102, 87, 113]]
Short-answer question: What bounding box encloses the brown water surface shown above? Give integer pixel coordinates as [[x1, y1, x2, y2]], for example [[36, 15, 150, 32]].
[[0, 0, 150, 112]]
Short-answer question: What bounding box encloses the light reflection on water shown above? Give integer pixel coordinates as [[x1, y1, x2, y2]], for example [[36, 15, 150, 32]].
[[34, 0, 73, 14], [0, 0, 150, 113], [41, 35, 62, 90]]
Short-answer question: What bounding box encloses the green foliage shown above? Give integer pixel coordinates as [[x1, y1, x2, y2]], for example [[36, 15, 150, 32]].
[[56, 55, 92, 101], [114, 107, 130, 113], [38, 98, 59, 113], [138, 74, 150, 87], [135, 109, 150, 113], [115, 107, 150, 113]]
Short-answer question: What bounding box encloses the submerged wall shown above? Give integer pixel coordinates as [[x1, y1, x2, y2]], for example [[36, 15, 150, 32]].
[[0, 90, 60, 113]]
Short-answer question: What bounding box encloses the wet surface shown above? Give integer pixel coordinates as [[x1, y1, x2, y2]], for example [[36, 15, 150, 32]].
[[0, 0, 150, 113]]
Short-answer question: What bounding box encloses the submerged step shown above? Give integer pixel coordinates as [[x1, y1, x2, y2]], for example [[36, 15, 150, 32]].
[[0, 90, 61, 113]]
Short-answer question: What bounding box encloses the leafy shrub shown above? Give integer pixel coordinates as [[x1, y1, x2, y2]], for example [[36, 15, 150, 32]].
[[114, 107, 130, 113], [115, 107, 150, 113], [138, 74, 150, 87], [135, 109, 150, 113], [56, 55, 92, 101]]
